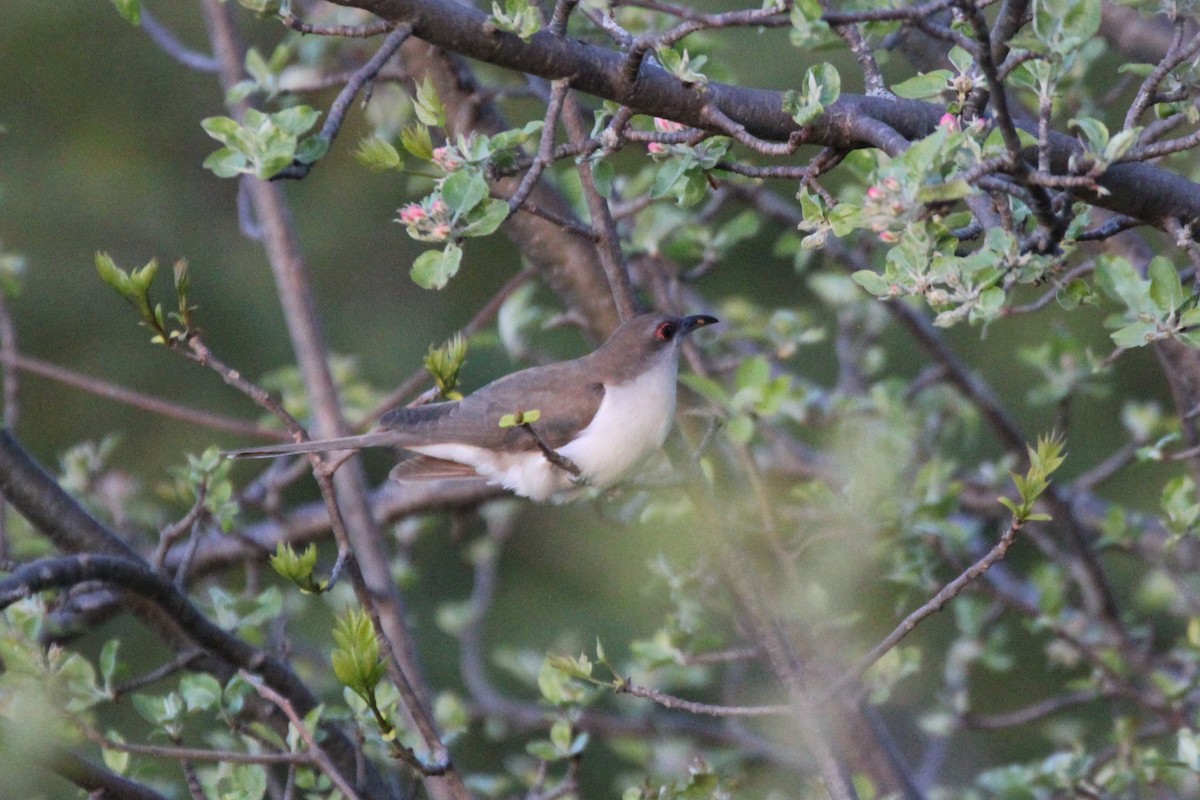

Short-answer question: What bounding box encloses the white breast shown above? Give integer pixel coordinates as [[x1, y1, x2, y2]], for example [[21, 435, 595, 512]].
[[556, 356, 678, 489]]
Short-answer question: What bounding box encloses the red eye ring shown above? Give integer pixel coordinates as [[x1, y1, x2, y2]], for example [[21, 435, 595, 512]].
[[655, 322, 677, 341]]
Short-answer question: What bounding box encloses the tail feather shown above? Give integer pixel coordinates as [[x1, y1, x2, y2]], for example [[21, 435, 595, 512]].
[[223, 431, 404, 459]]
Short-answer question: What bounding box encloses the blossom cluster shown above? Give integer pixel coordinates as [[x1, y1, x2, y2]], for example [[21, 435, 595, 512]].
[[397, 198, 453, 241]]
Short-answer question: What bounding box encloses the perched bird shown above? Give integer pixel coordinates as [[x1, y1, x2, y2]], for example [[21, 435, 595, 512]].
[[225, 312, 718, 501]]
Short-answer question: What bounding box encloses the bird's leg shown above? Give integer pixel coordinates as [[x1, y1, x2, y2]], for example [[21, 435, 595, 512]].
[[520, 423, 582, 478]]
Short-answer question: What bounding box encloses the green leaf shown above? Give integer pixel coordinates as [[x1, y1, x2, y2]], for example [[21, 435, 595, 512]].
[[917, 179, 972, 204], [200, 115, 244, 147], [852, 269, 891, 297], [269, 542, 325, 592], [1148, 256, 1184, 314], [891, 70, 952, 100], [109, 0, 141, 25], [441, 169, 488, 217], [410, 243, 463, 290], [783, 64, 840, 127], [413, 76, 445, 127], [180, 673, 223, 712], [1110, 321, 1157, 349], [272, 105, 321, 136], [331, 608, 385, 702], [99, 640, 120, 689], [401, 123, 434, 160], [423, 333, 468, 399], [294, 135, 330, 165], [458, 198, 511, 238], [202, 148, 249, 178], [355, 136, 404, 171]]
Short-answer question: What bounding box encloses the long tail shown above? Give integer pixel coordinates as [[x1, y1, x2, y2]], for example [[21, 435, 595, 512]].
[[223, 431, 405, 459]]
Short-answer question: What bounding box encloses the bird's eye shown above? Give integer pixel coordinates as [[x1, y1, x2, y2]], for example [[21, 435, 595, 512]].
[[655, 321, 677, 341]]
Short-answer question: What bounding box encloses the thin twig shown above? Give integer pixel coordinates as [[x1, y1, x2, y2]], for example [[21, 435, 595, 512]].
[[280, 11, 393, 38], [521, 423, 582, 477], [617, 680, 789, 717], [79, 725, 312, 766], [836, 515, 1026, 693], [243, 671, 365, 800], [0, 350, 284, 441], [562, 92, 640, 321], [139, 6, 220, 73], [275, 25, 413, 180], [508, 80, 570, 214]]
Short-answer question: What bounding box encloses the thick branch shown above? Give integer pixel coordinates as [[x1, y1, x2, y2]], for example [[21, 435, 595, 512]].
[[331, 0, 1200, 230]]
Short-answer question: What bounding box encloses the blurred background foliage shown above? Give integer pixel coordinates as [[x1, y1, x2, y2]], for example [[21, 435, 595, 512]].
[[1, 0, 1196, 798]]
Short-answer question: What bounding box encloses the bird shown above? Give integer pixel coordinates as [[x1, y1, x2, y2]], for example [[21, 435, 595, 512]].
[[225, 312, 718, 501]]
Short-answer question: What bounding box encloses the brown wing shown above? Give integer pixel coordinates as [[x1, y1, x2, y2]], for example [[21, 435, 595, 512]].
[[379, 360, 606, 453], [389, 455, 484, 482]]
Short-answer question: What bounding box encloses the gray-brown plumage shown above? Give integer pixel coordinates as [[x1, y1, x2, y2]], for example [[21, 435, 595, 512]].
[[225, 312, 717, 500]]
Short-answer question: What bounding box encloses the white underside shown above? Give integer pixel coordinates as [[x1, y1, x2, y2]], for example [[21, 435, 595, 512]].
[[408, 360, 678, 501]]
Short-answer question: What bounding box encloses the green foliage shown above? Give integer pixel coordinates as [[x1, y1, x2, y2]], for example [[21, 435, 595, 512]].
[[424, 333, 469, 400], [355, 135, 405, 172], [331, 608, 386, 706], [270, 542, 327, 593], [498, 408, 540, 428], [1096, 255, 1200, 348], [201, 106, 326, 179], [654, 46, 708, 87], [782, 63, 841, 127], [228, 41, 295, 103], [998, 434, 1066, 521], [412, 76, 446, 128], [96, 254, 196, 345], [648, 136, 731, 206], [165, 447, 239, 532], [410, 243, 464, 290], [788, 0, 832, 49], [108, 0, 140, 25], [490, 0, 543, 41]]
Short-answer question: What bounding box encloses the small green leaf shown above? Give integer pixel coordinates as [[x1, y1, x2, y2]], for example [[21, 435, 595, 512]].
[[413, 76, 446, 127], [1110, 321, 1157, 349], [295, 135, 330, 165], [109, 0, 141, 24], [331, 608, 385, 703], [441, 169, 488, 217], [1148, 256, 1184, 314], [891, 70, 952, 100], [356, 136, 404, 171], [410, 243, 463, 290], [852, 269, 891, 297], [401, 123, 434, 160], [458, 198, 511, 238]]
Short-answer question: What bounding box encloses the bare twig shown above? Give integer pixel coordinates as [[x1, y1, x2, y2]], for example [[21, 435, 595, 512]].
[[508, 80, 570, 214], [243, 671, 365, 800], [562, 92, 639, 321], [836, 515, 1027, 692], [275, 24, 412, 179], [0, 350, 284, 441], [617, 680, 789, 717]]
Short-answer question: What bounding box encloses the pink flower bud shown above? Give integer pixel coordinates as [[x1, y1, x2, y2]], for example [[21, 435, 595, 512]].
[[647, 142, 667, 155], [653, 117, 685, 133], [939, 113, 959, 132], [398, 204, 426, 224], [431, 199, 448, 217], [866, 186, 883, 200], [878, 230, 899, 243], [431, 146, 462, 172], [431, 223, 451, 239]]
